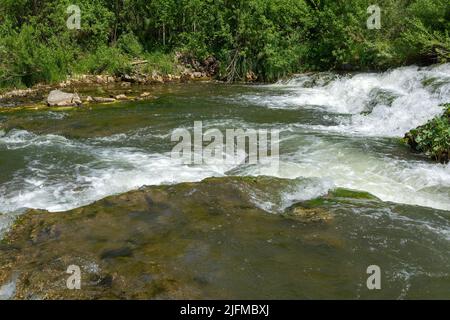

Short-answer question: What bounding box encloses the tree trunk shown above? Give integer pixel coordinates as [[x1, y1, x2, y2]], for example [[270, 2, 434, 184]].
[[163, 23, 166, 46]]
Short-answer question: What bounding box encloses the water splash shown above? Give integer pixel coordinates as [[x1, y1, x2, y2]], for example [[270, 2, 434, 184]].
[[243, 64, 450, 137], [0, 129, 228, 213]]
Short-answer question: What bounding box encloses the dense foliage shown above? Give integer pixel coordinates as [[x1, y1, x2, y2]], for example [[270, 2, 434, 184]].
[[405, 104, 450, 163], [0, 0, 449, 87]]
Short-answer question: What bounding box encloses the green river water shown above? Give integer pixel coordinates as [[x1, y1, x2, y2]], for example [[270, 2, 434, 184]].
[[0, 65, 450, 299]]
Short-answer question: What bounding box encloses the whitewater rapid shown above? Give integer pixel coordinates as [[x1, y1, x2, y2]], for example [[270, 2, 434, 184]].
[[0, 64, 449, 236], [241, 64, 450, 137]]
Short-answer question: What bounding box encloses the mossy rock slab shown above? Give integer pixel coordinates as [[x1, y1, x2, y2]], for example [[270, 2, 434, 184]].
[[297, 188, 380, 209], [0, 176, 345, 300]]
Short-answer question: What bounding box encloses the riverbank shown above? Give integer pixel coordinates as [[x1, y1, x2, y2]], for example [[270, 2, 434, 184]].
[[0, 62, 219, 109]]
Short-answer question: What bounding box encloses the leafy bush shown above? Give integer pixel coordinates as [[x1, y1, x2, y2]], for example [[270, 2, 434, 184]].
[[117, 32, 144, 57], [1, 0, 450, 87], [0, 23, 75, 88], [404, 104, 450, 163], [401, 19, 450, 64], [141, 52, 178, 75]]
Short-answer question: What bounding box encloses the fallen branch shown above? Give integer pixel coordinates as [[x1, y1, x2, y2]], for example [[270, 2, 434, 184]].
[[131, 60, 148, 66]]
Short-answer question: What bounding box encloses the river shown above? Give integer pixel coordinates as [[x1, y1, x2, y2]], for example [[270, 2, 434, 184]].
[[0, 64, 449, 298]]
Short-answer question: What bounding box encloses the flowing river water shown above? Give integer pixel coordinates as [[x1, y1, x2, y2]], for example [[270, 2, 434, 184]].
[[0, 64, 449, 299]]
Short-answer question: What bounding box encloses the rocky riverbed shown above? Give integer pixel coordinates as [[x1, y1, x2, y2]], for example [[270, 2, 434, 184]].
[[0, 64, 216, 109], [0, 176, 338, 299], [1, 176, 450, 300]]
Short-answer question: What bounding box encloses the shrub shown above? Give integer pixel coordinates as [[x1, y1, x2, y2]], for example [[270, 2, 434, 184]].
[[117, 32, 144, 57], [404, 104, 450, 163], [75, 46, 132, 76], [141, 52, 178, 75], [0, 23, 75, 88], [1, 0, 450, 87]]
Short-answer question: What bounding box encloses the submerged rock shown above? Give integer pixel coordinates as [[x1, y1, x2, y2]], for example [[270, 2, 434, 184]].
[[92, 97, 116, 103], [1, 176, 446, 299], [140, 92, 152, 98], [47, 90, 82, 107], [115, 94, 128, 101], [0, 176, 345, 300], [289, 207, 333, 223], [283, 188, 379, 223]]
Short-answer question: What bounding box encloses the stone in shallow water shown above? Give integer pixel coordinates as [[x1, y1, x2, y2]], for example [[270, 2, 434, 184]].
[[92, 97, 116, 103], [47, 90, 82, 107], [100, 247, 134, 260]]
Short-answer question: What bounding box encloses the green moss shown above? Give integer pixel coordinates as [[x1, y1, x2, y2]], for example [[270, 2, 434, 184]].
[[300, 197, 329, 208], [328, 188, 380, 200], [299, 188, 380, 209]]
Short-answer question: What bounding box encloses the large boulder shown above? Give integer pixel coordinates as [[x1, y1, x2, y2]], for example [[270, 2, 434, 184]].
[[47, 90, 82, 107]]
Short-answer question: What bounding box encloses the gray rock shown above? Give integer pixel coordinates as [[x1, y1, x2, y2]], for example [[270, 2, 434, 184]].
[[47, 90, 82, 107]]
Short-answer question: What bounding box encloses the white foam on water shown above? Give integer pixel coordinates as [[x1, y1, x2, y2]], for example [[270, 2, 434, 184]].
[[241, 64, 450, 137], [0, 129, 232, 215], [285, 144, 450, 211], [279, 178, 334, 210], [246, 177, 335, 213], [0, 128, 335, 238]]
